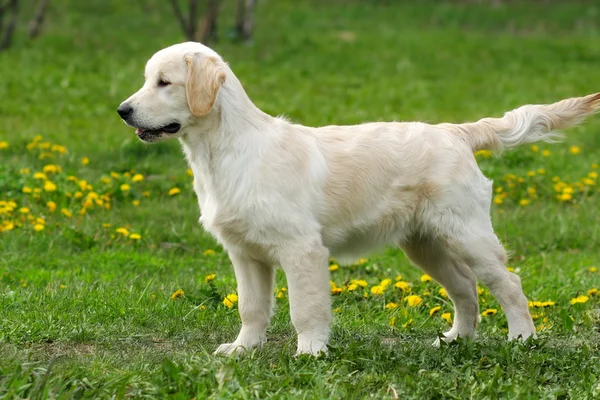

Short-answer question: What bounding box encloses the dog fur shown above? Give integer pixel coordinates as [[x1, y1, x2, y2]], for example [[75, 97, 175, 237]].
[[118, 42, 600, 356]]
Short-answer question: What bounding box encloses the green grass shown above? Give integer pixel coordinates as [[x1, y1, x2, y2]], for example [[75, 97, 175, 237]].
[[1, 0, 600, 398]]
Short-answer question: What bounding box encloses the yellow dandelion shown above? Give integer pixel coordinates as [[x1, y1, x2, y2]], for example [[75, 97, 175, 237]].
[[0, 141, 8, 150], [558, 193, 572, 201], [380, 278, 392, 287], [46, 201, 57, 212], [541, 150, 551, 157], [371, 285, 385, 295], [481, 308, 497, 316], [441, 312, 453, 324], [405, 295, 422, 307], [519, 199, 530, 206], [527, 171, 536, 177], [475, 150, 492, 158], [429, 306, 441, 316], [570, 295, 589, 305], [42, 165, 60, 174], [171, 289, 184, 299], [61, 208, 72, 217], [541, 301, 555, 307], [33, 224, 44, 232], [569, 146, 581, 155], [43, 181, 57, 192], [438, 288, 447, 298], [19, 207, 30, 214], [328, 264, 339, 271], [129, 233, 141, 240], [588, 267, 597, 273], [330, 281, 344, 295], [223, 293, 238, 308], [588, 288, 597, 296], [537, 168, 545, 175], [494, 195, 503, 205], [420, 274, 432, 283], [530, 145, 539, 152], [116, 227, 129, 236], [276, 288, 287, 299], [120, 184, 131, 192], [168, 187, 181, 196], [347, 283, 359, 291], [22, 186, 33, 194], [351, 279, 368, 287], [187, 169, 193, 176], [203, 249, 216, 256], [403, 319, 413, 328], [589, 171, 599, 179], [60, 284, 67, 289], [395, 281, 410, 291], [385, 302, 398, 310], [33, 172, 47, 180], [395, 274, 403, 281], [204, 273, 216, 283], [357, 258, 368, 265], [132, 200, 140, 206], [132, 174, 144, 182], [81, 157, 90, 165], [582, 178, 595, 186]]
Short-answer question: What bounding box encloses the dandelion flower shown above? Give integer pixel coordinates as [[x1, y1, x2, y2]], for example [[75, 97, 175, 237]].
[[438, 288, 447, 297], [132, 174, 144, 182], [120, 184, 131, 192], [347, 283, 359, 291], [351, 279, 368, 287], [330, 281, 344, 295], [420, 274, 432, 283], [570, 295, 589, 305], [385, 302, 398, 309], [395, 281, 410, 291], [43, 181, 57, 192], [223, 293, 238, 308], [60, 284, 67, 289], [168, 187, 181, 196], [116, 227, 129, 236], [19, 207, 30, 214], [357, 258, 368, 265], [380, 278, 392, 287], [588, 288, 598, 296], [171, 289, 184, 299], [328, 264, 339, 271], [22, 186, 33, 194], [203, 249, 216, 256], [81, 157, 90, 165], [589, 172, 598, 179], [129, 233, 141, 240], [33, 224, 44, 232], [403, 319, 413, 328], [371, 285, 385, 295], [187, 169, 193, 176], [204, 273, 216, 282], [395, 275, 403, 281], [405, 295, 422, 307], [588, 267, 597, 273], [429, 306, 441, 316], [569, 146, 581, 155], [47, 201, 57, 212], [481, 308, 497, 316], [61, 208, 72, 217], [441, 312, 453, 324], [132, 200, 140, 206], [558, 193, 572, 201], [0, 141, 8, 150], [519, 199, 530, 206]]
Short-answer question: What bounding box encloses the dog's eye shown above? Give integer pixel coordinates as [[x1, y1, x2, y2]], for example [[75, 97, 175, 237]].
[[157, 79, 170, 87]]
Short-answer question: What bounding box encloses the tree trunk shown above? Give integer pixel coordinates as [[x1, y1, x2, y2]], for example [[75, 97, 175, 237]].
[[0, 0, 19, 51], [235, 0, 256, 41], [198, 0, 219, 43], [28, 0, 49, 39]]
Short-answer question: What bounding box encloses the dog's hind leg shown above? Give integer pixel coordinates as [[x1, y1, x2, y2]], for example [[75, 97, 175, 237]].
[[401, 237, 480, 344], [214, 251, 275, 356]]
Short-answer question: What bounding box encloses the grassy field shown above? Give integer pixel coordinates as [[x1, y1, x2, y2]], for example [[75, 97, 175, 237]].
[[1, 0, 600, 398]]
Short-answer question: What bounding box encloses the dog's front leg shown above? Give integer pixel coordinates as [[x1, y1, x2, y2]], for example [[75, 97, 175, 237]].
[[214, 251, 274, 356], [278, 241, 332, 356]]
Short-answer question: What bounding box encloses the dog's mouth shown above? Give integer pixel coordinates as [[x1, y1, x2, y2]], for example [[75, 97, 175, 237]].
[[135, 123, 181, 141]]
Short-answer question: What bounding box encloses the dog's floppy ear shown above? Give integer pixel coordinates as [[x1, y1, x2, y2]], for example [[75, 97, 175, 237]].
[[184, 53, 226, 117]]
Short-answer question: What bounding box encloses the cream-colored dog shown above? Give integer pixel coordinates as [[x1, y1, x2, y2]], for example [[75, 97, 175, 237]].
[[118, 42, 599, 356]]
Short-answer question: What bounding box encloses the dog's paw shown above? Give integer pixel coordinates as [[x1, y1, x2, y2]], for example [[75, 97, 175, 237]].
[[214, 342, 248, 356], [296, 339, 328, 357]]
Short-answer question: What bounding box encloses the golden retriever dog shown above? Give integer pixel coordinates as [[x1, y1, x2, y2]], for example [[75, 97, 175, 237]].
[[118, 42, 599, 356]]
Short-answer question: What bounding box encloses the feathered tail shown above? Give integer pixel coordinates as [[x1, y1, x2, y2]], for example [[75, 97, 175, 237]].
[[442, 93, 600, 152]]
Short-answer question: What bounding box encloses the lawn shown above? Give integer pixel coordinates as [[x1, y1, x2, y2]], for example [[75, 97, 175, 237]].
[[1, 0, 600, 398]]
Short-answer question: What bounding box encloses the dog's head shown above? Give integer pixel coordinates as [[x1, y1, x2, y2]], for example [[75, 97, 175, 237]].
[[117, 42, 226, 142]]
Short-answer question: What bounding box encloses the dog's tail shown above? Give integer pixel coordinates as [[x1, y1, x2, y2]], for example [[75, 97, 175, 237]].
[[442, 93, 600, 152]]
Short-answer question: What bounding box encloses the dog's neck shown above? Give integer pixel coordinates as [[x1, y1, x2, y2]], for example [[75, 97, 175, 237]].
[[179, 67, 279, 193]]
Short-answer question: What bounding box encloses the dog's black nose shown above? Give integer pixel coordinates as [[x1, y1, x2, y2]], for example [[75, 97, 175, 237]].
[[117, 104, 133, 119]]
